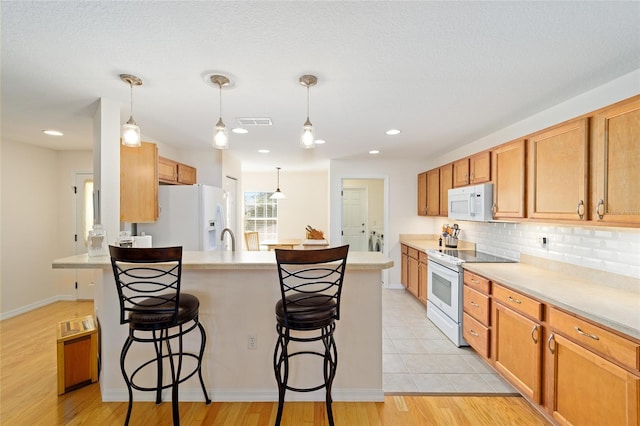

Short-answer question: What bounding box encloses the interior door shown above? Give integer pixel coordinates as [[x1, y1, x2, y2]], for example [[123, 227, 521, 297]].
[[341, 187, 368, 251], [74, 172, 95, 300]]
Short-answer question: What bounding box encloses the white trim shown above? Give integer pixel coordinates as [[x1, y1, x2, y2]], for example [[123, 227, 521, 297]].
[[100, 387, 384, 403], [0, 295, 74, 321]]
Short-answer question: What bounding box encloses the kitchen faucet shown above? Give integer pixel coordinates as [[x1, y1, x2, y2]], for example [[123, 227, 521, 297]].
[[220, 228, 235, 251]]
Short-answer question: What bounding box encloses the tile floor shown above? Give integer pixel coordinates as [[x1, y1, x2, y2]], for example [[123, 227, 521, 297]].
[[382, 287, 517, 394]]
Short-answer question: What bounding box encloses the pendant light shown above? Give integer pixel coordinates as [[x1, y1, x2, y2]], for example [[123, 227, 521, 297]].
[[299, 74, 317, 149], [270, 167, 286, 199], [120, 74, 143, 147], [210, 74, 231, 149]]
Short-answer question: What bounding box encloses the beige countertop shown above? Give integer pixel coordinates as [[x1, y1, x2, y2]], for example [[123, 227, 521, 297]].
[[400, 234, 639, 340], [463, 261, 640, 341], [52, 250, 394, 271]]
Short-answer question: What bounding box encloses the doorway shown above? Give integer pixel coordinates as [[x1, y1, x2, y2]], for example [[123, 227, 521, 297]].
[[74, 172, 94, 300], [341, 179, 385, 253]]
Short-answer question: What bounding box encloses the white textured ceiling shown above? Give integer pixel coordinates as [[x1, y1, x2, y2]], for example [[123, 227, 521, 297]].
[[2, 1, 639, 171]]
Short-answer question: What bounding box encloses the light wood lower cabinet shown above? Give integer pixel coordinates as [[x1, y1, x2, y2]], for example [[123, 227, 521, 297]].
[[417, 251, 428, 305], [493, 297, 543, 403], [401, 245, 408, 288], [547, 332, 639, 426], [407, 247, 419, 299]]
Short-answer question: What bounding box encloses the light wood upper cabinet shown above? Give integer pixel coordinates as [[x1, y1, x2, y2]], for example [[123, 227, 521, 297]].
[[453, 158, 470, 187], [120, 142, 158, 223], [439, 164, 453, 217], [417, 172, 427, 216], [426, 168, 440, 216], [159, 156, 197, 185], [492, 139, 526, 219], [453, 152, 490, 188], [528, 118, 588, 221], [469, 151, 491, 184], [592, 96, 640, 225]]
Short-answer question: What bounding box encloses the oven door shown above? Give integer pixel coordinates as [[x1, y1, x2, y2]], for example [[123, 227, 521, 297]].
[[427, 260, 461, 321]]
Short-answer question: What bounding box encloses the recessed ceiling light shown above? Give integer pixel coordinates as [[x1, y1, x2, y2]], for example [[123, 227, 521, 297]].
[[232, 128, 248, 134], [315, 139, 326, 144], [43, 129, 63, 136], [369, 150, 380, 155], [386, 129, 401, 135], [258, 149, 270, 154]]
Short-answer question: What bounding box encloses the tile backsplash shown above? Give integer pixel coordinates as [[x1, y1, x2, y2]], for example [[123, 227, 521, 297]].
[[454, 221, 640, 279]]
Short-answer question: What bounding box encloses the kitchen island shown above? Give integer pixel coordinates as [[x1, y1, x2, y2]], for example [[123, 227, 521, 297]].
[[52, 250, 393, 403]]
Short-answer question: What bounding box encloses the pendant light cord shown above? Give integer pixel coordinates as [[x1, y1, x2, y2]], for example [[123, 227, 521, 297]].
[[129, 82, 134, 117]]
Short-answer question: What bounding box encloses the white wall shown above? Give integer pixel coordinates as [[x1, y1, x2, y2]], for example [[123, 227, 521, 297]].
[[242, 169, 329, 242], [0, 140, 93, 317]]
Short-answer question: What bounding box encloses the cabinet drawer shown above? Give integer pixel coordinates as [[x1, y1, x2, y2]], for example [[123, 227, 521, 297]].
[[549, 307, 640, 371], [408, 247, 419, 259], [401, 244, 408, 254], [492, 284, 542, 321], [418, 251, 428, 263], [463, 313, 490, 358], [463, 286, 490, 325], [463, 271, 491, 294]]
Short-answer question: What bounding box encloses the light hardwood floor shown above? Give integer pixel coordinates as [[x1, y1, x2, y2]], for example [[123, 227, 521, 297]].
[[0, 301, 551, 425]]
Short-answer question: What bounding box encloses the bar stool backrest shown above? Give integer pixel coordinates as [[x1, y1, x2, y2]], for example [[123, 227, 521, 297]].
[[109, 245, 183, 326], [275, 245, 349, 323], [244, 232, 261, 251]]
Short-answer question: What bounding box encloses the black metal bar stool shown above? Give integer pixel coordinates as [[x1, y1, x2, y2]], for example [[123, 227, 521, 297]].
[[273, 245, 349, 426], [109, 246, 211, 426]]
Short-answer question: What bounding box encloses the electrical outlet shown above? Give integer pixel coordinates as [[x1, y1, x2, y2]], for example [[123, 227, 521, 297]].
[[537, 236, 548, 248], [247, 334, 257, 350]]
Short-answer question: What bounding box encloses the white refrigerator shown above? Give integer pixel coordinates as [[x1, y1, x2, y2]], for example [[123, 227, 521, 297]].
[[138, 184, 226, 251]]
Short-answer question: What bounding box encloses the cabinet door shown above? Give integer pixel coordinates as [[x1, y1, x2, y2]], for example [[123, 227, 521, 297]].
[[593, 96, 640, 225], [493, 302, 542, 403], [417, 172, 427, 215], [528, 118, 588, 220], [120, 142, 158, 223], [158, 156, 178, 183], [469, 151, 491, 184], [407, 255, 419, 298], [401, 252, 408, 288], [177, 163, 197, 185], [439, 164, 453, 217], [492, 139, 526, 219], [453, 158, 470, 187], [547, 333, 640, 426], [417, 253, 428, 305], [426, 168, 440, 216]]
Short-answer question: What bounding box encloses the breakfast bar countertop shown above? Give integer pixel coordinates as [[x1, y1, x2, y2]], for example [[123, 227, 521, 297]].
[[52, 249, 394, 271]]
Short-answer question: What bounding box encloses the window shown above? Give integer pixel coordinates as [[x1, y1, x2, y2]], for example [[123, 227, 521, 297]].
[[244, 192, 278, 242]]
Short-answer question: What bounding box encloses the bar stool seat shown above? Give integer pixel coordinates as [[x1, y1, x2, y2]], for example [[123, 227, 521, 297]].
[[109, 245, 211, 426]]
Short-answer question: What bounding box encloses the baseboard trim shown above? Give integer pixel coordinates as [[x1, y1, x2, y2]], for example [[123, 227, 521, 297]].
[[100, 387, 384, 403], [0, 295, 75, 321]]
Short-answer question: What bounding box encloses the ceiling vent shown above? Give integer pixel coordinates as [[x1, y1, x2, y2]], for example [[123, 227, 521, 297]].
[[236, 117, 273, 126]]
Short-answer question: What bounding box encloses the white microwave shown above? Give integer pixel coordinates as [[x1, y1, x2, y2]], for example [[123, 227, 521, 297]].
[[448, 183, 494, 222]]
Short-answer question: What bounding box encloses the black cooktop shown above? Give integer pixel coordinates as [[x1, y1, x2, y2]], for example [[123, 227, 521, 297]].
[[432, 249, 516, 263]]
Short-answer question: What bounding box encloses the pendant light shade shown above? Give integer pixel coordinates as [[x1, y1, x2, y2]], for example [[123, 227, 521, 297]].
[[210, 74, 231, 149], [270, 167, 286, 199], [299, 75, 317, 149], [120, 74, 142, 147]]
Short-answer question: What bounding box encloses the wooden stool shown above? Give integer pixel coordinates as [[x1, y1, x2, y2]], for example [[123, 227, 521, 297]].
[[57, 315, 98, 395]]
